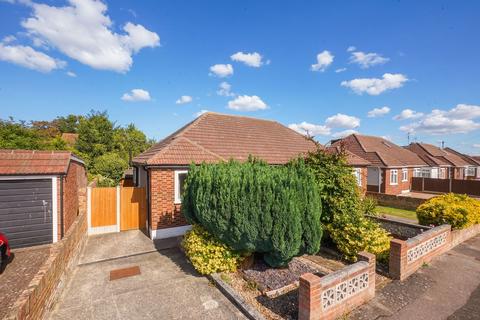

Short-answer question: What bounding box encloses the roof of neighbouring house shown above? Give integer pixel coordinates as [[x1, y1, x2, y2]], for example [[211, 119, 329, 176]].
[[133, 112, 322, 166], [326, 146, 371, 166], [443, 147, 480, 166], [330, 134, 427, 167], [61, 133, 79, 146], [406, 143, 474, 167], [0, 150, 85, 175]]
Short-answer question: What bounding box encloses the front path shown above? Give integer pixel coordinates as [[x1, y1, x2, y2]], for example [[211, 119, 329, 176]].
[[351, 235, 480, 320], [48, 231, 246, 320]]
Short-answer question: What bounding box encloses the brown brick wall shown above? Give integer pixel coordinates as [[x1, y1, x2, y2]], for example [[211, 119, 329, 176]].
[[366, 191, 426, 211], [149, 168, 188, 230], [62, 161, 87, 236], [10, 211, 87, 320], [298, 252, 376, 320], [383, 168, 413, 195]]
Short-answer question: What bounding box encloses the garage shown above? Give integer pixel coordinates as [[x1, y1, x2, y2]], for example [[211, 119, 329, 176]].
[[0, 150, 87, 249], [0, 179, 54, 248]]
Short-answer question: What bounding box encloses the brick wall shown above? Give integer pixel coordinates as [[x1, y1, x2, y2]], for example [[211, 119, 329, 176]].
[[389, 224, 451, 281], [368, 215, 430, 240], [149, 168, 188, 230], [451, 224, 480, 248], [8, 211, 87, 320], [298, 252, 376, 320], [366, 191, 425, 211], [62, 161, 87, 236], [383, 168, 413, 195]]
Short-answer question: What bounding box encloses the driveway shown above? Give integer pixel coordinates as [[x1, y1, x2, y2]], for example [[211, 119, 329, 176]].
[[48, 231, 246, 320]]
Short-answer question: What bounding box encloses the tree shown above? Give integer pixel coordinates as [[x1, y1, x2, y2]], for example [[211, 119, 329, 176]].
[[0, 119, 42, 149], [113, 124, 151, 164], [75, 111, 115, 168], [56, 114, 82, 133], [92, 153, 128, 184]]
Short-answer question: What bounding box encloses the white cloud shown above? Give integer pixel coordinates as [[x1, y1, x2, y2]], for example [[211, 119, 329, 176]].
[[175, 95, 192, 104], [400, 104, 480, 135], [367, 106, 391, 118], [217, 81, 234, 97], [2, 35, 16, 44], [227, 95, 267, 111], [230, 51, 263, 67], [209, 64, 233, 77], [347, 46, 356, 52], [341, 73, 408, 95], [311, 50, 334, 72], [393, 109, 424, 120], [288, 122, 331, 137], [21, 0, 159, 73], [325, 113, 360, 129], [332, 129, 358, 138], [66, 71, 76, 77], [335, 67, 347, 73], [0, 43, 65, 72], [195, 109, 209, 117], [121, 88, 151, 102], [350, 51, 389, 68], [473, 144, 480, 148]]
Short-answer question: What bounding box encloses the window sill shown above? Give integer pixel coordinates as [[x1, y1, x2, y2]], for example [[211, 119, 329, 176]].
[[390, 183, 398, 186]]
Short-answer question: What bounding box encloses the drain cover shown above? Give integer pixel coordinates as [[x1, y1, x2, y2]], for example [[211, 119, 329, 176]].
[[110, 266, 141, 281]]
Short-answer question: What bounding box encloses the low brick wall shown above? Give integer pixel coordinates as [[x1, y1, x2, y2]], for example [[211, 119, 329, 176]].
[[8, 212, 87, 320], [298, 252, 376, 320], [368, 215, 430, 239], [367, 191, 425, 211], [389, 225, 451, 281], [451, 224, 480, 248]]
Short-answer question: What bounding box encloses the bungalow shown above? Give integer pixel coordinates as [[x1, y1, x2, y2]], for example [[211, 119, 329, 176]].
[[405, 143, 480, 180], [132, 112, 367, 239], [0, 150, 87, 248], [330, 134, 428, 195]]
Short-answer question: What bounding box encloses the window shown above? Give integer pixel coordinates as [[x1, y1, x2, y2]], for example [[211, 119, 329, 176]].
[[174, 170, 188, 204], [440, 168, 446, 179], [413, 168, 431, 178], [353, 168, 362, 186], [402, 168, 408, 182], [465, 167, 475, 177], [390, 169, 398, 185]]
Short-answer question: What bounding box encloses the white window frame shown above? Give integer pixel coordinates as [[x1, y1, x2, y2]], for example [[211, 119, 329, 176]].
[[439, 168, 446, 179], [465, 166, 475, 177], [390, 169, 398, 185], [174, 170, 188, 204], [353, 168, 362, 187], [401, 168, 408, 182]]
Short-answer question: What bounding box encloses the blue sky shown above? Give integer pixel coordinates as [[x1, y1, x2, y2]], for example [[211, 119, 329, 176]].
[[1, 0, 480, 154]]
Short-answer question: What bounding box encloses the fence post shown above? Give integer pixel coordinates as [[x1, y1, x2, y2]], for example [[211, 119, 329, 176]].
[[116, 186, 121, 232], [422, 177, 424, 192]]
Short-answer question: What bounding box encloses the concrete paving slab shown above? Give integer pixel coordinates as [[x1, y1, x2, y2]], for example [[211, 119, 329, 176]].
[[49, 232, 246, 320]]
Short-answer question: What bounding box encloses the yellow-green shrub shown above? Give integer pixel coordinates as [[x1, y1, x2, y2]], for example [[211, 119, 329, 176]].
[[417, 193, 480, 229], [182, 225, 246, 275], [327, 218, 391, 262]]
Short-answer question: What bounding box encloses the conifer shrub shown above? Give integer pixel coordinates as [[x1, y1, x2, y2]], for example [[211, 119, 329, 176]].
[[417, 193, 480, 229], [182, 158, 322, 267], [182, 225, 245, 274]]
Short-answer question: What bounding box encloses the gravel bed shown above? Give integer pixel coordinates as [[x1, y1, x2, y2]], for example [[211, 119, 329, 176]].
[[242, 257, 320, 292]]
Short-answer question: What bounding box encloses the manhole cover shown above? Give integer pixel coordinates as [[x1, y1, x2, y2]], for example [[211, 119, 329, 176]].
[[110, 266, 141, 281]]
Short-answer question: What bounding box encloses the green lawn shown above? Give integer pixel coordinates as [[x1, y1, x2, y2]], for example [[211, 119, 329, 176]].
[[376, 205, 418, 222]]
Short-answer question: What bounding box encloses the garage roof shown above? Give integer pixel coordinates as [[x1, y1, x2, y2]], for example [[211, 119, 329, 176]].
[[0, 150, 85, 175]]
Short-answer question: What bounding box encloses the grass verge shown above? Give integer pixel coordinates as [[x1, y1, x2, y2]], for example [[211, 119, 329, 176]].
[[376, 205, 418, 222]]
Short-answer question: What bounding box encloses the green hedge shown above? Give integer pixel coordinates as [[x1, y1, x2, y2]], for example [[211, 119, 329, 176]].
[[417, 193, 480, 229], [182, 158, 322, 267]]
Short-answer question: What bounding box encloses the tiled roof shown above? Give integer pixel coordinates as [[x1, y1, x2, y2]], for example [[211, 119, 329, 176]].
[[61, 133, 79, 146], [326, 146, 371, 166], [407, 143, 473, 167], [331, 134, 427, 167], [133, 112, 320, 165], [0, 150, 84, 175], [443, 147, 480, 166]]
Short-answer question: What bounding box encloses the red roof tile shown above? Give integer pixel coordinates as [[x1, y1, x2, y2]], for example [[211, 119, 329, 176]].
[[331, 134, 427, 167], [0, 150, 84, 175], [133, 112, 321, 165], [407, 143, 474, 167]]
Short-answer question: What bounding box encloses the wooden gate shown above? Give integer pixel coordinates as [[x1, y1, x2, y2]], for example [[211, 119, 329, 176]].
[[88, 186, 147, 234], [120, 187, 147, 231]]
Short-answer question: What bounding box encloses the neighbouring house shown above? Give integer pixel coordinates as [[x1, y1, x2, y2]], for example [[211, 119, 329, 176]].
[[132, 112, 366, 239], [330, 134, 428, 195], [61, 132, 79, 147], [0, 150, 87, 248], [405, 143, 480, 180]]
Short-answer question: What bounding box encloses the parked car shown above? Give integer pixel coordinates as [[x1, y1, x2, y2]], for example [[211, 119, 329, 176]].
[[0, 232, 11, 266]]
